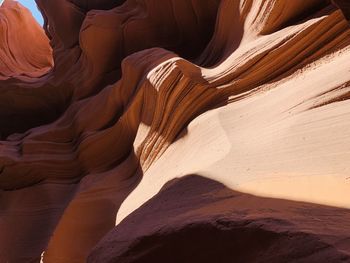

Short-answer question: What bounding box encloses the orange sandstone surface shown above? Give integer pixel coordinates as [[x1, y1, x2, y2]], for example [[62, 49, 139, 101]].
[[0, 0, 350, 262]]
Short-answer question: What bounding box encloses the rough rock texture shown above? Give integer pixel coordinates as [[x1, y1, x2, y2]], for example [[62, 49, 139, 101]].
[[0, 0, 350, 262], [90, 175, 350, 263]]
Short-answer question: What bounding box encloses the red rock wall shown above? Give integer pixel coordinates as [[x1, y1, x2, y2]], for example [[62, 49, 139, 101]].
[[0, 0, 350, 262]]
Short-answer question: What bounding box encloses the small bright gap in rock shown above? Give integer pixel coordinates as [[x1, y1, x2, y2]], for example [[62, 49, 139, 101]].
[[15, 0, 44, 26]]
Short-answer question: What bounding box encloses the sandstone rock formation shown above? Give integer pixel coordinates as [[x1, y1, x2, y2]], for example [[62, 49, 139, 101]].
[[0, 0, 52, 79], [0, 0, 350, 262]]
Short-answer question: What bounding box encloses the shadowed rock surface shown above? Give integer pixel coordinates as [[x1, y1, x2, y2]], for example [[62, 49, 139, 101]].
[[89, 175, 350, 263], [0, 0, 350, 262]]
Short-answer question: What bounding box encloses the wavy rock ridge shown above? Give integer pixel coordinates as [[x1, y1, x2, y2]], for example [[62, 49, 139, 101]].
[[0, 0, 350, 262], [0, 0, 52, 79]]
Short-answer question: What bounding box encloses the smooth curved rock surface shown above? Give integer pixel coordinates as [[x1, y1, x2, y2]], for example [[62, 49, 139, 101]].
[[0, 0, 52, 79], [0, 0, 350, 262]]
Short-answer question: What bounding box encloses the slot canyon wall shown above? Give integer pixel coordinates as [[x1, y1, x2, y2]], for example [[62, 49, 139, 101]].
[[0, 0, 350, 262]]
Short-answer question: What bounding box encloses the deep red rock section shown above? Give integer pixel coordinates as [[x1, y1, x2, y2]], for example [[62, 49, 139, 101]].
[[0, 0, 350, 262]]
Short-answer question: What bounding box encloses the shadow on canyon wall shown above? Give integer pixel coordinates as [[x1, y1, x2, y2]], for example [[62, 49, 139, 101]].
[[89, 174, 350, 263]]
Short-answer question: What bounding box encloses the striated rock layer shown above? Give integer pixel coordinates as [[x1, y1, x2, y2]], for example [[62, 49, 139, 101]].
[[0, 0, 52, 79], [0, 0, 350, 262]]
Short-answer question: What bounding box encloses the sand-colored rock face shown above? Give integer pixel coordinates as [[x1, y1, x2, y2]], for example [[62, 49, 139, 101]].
[[0, 0, 350, 262]]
